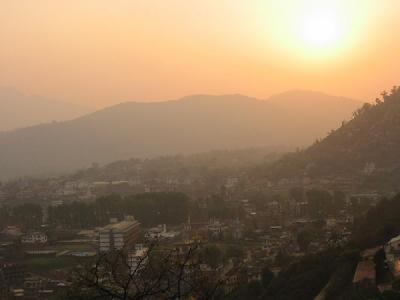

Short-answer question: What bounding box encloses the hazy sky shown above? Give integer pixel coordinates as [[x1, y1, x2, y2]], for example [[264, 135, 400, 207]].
[[1, 0, 399, 108]]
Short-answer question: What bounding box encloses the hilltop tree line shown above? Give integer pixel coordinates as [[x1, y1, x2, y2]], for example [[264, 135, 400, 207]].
[[48, 192, 191, 228], [263, 87, 400, 189], [0, 192, 246, 230], [0, 203, 43, 228], [1, 187, 370, 230]]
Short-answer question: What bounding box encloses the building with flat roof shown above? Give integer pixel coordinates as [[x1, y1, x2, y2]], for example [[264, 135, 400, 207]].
[[99, 216, 141, 252]]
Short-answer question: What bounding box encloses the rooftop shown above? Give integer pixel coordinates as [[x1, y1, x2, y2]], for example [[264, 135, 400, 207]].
[[101, 219, 140, 232], [353, 260, 376, 284], [388, 235, 400, 244]]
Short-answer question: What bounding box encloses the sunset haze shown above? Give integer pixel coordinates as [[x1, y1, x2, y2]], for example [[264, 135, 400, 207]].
[[1, 0, 399, 107]]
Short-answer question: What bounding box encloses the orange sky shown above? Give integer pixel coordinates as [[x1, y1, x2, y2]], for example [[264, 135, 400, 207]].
[[0, 0, 399, 108]]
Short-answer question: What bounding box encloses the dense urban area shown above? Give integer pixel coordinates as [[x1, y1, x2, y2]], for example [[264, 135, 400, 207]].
[[2, 91, 400, 300]]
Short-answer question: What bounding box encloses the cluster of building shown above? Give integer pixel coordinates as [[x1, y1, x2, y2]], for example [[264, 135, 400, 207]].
[[0, 167, 389, 299], [0, 175, 201, 205], [0, 264, 69, 299]]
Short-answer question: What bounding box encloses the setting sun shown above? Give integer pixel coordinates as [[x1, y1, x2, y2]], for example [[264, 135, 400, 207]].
[[297, 7, 344, 48]]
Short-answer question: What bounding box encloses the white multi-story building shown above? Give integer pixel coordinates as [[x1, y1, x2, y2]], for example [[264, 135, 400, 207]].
[[99, 216, 141, 252], [127, 244, 148, 274]]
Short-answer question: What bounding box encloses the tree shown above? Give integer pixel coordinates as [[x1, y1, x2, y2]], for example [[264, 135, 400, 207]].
[[246, 281, 263, 298], [48, 192, 192, 228], [297, 229, 314, 252], [224, 246, 244, 262], [261, 266, 274, 289], [333, 190, 346, 212], [0, 206, 11, 227], [392, 278, 400, 291], [12, 203, 43, 228], [69, 244, 237, 300], [201, 245, 223, 269], [290, 187, 304, 203], [275, 249, 291, 266], [382, 290, 400, 300], [306, 189, 333, 218]]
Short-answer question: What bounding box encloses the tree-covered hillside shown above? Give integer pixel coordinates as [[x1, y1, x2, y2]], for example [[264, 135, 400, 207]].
[[264, 87, 400, 189]]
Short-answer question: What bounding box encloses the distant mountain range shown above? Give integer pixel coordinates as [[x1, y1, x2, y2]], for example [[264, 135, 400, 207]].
[[0, 87, 92, 132], [265, 87, 400, 190], [0, 90, 362, 179]]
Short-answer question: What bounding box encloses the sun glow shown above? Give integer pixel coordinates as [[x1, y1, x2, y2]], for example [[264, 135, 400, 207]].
[[254, 1, 368, 62], [297, 8, 344, 48], [289, 1, 352, 60]]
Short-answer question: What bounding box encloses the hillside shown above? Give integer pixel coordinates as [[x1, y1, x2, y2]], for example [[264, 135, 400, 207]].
[[0, 91, 361, 179], [0, 88, 92, 132], [265, 87, 400, 189]]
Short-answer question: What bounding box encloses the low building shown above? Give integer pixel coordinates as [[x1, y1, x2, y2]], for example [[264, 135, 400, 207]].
[[99, 216, 141, 252], [21, 232, 48, 244], [145, 224, 179, 240], [2, 226, 22, 237]]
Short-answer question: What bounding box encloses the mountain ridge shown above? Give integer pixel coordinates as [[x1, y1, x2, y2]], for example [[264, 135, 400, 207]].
[[0, 91, 362, 179], [0, 87, 92, 132]]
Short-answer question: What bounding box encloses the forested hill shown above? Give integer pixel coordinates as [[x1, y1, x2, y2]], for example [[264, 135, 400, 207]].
[[264, 87, 400, 186]]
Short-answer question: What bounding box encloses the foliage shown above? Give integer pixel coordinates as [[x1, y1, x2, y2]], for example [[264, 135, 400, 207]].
[[265, 86, 400, 190], [296, 229, 315, 252], [48, 192, 191, 228], [200, 245, 223, 269], [261, 266, 274, 289], [352, 194, 400, 248], [392, 278, 400, 291], [69, 244, 236, 300], [0, 203, 42, 228], [263, 249, 339, 300]]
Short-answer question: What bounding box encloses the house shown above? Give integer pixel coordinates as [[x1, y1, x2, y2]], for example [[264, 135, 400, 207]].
[[21, 232, 48, 244]]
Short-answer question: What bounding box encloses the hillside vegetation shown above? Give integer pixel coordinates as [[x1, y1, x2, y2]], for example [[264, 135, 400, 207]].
[[265, 87, 400, 188]]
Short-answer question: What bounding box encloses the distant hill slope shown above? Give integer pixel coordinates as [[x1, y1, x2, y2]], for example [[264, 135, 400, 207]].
[[0, 88, 92, 132], [0, 91, 362, 179], [265, 87, 400, 187]]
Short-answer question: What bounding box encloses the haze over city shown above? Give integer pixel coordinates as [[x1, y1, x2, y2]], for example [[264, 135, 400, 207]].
[[2, 1, 400, 300]]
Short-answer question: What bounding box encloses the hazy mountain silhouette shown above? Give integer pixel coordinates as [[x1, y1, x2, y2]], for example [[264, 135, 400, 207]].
[[0, 91, 362, 179], [0, 87, 92, 132]]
